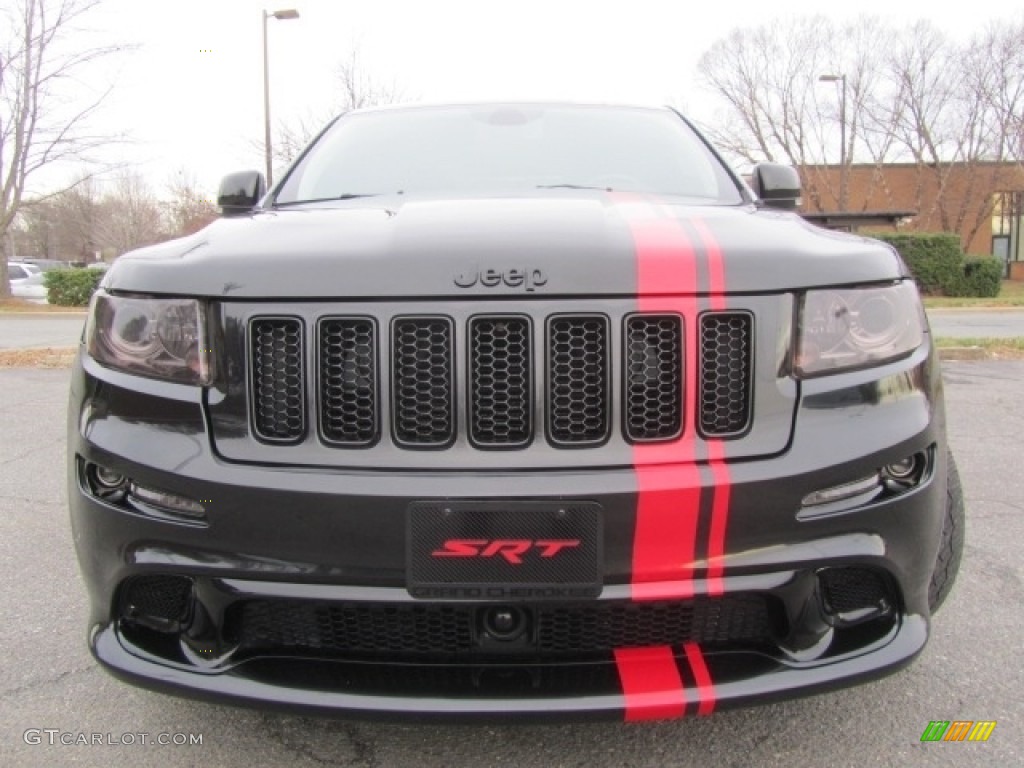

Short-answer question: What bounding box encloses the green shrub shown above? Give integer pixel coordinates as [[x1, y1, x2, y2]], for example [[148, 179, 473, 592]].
[[44, 268, 104, 306], [872, 233, 963, 296], [954, 258, 1003, 298]]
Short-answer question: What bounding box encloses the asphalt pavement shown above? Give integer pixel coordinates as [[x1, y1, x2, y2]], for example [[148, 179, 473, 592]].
[[926, 309, 1024, 339], [0, 313, 86, 349], [0, 362, 1021, 768]]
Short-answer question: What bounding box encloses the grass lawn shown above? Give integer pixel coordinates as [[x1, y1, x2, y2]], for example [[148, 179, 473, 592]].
[[0, 346, 77, 367], [935, 336, 1024, 349], [934, 337, 1024, 360], [924, 280, 1024, 308]]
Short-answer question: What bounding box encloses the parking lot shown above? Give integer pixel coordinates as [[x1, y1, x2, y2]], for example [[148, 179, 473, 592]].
[[1, 361, 1021, 768]]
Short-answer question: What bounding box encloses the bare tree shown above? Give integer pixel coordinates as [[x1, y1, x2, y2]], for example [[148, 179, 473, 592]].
[[698, 13, 1024, 234], [164, 169, 217, 237], [335, 48, 405, 113], [0, 0, 120, 294], [953, 18, 1024, 245], [271, 47, 407, 167], [696, 17, 890, 210], [93, 173, 164, 259], [16, 172, 101, 260]]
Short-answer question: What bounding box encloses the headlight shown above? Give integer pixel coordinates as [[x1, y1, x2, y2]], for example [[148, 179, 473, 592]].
[[86, 292, 210, 385], [796, 282, 924, 376]]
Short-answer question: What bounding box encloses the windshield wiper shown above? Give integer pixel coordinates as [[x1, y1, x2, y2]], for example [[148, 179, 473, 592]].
[[274, 193, 382, 207]]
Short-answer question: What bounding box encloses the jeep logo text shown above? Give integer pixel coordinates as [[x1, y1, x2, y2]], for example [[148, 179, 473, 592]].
[[454, 267, 548, 291]]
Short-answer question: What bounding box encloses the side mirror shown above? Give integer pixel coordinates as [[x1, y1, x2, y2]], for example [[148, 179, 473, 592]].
[[217, 171, 267, 216], [750, 164, 801, 210]]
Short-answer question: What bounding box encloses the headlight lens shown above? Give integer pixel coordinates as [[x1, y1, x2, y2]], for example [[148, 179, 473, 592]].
[[87, 292, 210, 385], [796, 283, 924, 376]]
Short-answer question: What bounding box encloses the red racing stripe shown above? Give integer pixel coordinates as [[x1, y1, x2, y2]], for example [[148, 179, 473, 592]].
[[614, 646, 686, 721], [691, 218, 731, 596], [615, 195, 702, 601], [683, 642, 716, 715]]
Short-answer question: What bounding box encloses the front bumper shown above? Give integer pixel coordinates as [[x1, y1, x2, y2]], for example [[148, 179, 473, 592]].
[[69, 345, 947, 721]]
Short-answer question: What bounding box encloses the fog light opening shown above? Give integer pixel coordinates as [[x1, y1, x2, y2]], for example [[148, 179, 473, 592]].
[[881, 453, 926, 493], [84, 462, 128, 501]]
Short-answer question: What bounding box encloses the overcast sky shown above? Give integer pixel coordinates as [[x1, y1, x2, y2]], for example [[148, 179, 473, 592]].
[[44, 0, 1024, 197]]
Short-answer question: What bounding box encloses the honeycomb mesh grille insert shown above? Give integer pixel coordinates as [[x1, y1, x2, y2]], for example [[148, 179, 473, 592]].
[[548, 316, 610, 445], [319, 318, 378, 445], [250, 317, 305, 441], [231, 595, 779, 660], [392, 317, 455, 446], [234, 601, 476, 657], [469, 316, 532, 446], [121, 575, 192, 623], [820, 568, 892, 614], [535, 594, 776, 653], [699, 313, 753, 437], [624, 315, 683, 441]]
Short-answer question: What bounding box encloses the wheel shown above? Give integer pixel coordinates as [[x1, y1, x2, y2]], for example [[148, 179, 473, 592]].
[[928, 449, 965, 613]]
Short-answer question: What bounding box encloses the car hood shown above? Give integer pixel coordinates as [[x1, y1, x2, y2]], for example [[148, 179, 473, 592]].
[[104, 195, 905, 299]]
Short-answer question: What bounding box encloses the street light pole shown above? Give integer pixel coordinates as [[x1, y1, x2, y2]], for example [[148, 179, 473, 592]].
[[262, 8, 300, 188], [819, 73, 848, 212]]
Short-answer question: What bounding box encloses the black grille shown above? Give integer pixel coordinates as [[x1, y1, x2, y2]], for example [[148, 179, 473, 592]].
[[232, 595, 779, 660], [250, 317, 305, 442], [234, 602, 474, 656], [624, 315, 683, 441], [121, 575, 192, 623], [536, 595, 774, 652], [469, 317, 532, 446], [245, 310, 758, 450], [820, 568, 892, 614], [392, 318, 455, 446], [319, 318, 378, 445], [548, 316, 610, 445], [699, 313, 753, 437]]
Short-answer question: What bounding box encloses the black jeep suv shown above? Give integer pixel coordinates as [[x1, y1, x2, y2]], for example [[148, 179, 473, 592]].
[[69, 103, 963, 721]]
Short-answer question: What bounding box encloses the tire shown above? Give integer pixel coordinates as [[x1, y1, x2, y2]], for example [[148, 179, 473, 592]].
[[928, 449, 965, 614]]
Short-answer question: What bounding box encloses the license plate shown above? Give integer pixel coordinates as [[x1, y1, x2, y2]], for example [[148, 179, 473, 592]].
[[407, 501, 603, 600]]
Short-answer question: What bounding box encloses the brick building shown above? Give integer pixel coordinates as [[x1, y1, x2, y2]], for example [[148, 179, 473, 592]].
[[799, 162, 1024, 276]]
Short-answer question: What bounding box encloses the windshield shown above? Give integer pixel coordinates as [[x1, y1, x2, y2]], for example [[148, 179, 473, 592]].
[[275, 104, 743, 205]]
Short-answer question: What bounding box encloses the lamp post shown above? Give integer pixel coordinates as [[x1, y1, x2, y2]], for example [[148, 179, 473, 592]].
[[818, 73, 847, 211], [263, 8, 300, 188]]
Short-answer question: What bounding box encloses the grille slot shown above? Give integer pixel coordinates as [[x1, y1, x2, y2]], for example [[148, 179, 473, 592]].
[[319, 318, 378, 445], [469, 316, 532, 446], [121, 575, 192, 624], [624, 315, 683, 441], [250, 317, 305, 442], [392, 317, 455, 447], [820, 568, 892, 614], [535, 595, 775, 652], [232, 595, 779, 660], [699, 312, 753, 437], [234, 601, 475, 656], [548, 316, 610, 445]]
